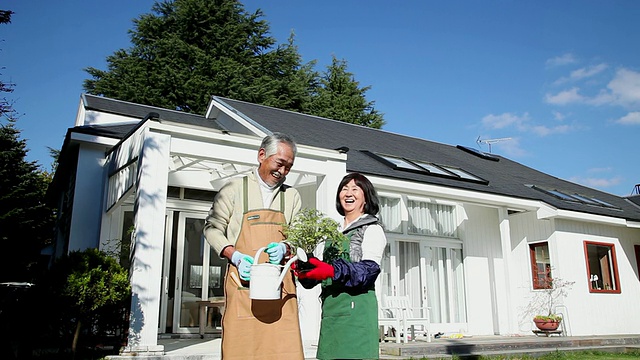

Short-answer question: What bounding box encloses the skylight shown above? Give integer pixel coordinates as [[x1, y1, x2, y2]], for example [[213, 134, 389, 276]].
[[379, 155, 424, 172], [530, 186, 620, 210], [367, 152, 488, 184], [439, 166, 486, 182]]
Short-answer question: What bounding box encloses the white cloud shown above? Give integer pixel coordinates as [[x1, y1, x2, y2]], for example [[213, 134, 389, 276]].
[[569, 63, 608, 81], [530, 124, 572, 136], [553, 63, 608, 85], [569, 175, 623, 189], [544, 87, 584, 105], [587, 167, 613, 174], [606, 68, 640, 106], [481, 112, 576, 137], [546, 53, 576, 67], [552, 111, 566, 121], [615, 111, 640, 125], [481, 112, 529, 130]]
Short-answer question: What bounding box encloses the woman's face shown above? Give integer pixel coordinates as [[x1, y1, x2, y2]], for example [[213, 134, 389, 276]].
[[339, 179, 366, 217]]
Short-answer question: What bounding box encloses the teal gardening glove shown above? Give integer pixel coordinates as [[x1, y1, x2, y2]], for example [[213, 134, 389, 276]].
[[231, 250, 254, 281], [265, 242, 287, 264]]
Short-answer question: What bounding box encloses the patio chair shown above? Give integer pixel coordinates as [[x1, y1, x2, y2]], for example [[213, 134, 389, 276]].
[[383, 295, 432, 343], [378, 301, 402, 343]]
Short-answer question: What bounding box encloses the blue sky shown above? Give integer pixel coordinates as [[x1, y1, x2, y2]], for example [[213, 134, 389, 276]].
[[3, 1, 639, 196]]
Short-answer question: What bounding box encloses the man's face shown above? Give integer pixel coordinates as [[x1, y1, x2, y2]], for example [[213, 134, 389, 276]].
[[257, 142, 295, 187]]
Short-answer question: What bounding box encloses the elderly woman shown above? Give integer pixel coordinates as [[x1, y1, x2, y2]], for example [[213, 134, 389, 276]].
[[296, 172, 387, 359]]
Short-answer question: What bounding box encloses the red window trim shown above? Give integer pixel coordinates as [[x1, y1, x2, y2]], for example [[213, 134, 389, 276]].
[[583, 240, 621, 294]]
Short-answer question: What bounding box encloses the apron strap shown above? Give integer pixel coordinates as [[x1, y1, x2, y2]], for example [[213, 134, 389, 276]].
[[280, 190, 285, 212], [243, 176, 249, 213]]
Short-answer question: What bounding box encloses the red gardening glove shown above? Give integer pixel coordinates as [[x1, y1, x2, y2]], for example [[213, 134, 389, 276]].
[[297, 258, 334, 281]]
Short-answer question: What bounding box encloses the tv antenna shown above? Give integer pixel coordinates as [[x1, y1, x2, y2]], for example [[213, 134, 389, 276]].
[[476, 136, 512, 153]]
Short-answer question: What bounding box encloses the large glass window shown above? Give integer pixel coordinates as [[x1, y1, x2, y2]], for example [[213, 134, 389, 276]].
[[584, 241, 620, 293], [407, 200, 456, 237], [529, 242, 552, 289]]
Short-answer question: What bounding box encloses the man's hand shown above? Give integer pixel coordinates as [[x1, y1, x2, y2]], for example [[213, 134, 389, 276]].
[[265, 242, 287, 264], [231, 251, 254, 281], [296, 258, 334, 281]]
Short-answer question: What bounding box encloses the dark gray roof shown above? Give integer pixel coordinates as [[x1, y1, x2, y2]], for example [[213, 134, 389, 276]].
[[69, 94, 640, 222], [216, 97, 640, 222], [82, 94, 226, 131]]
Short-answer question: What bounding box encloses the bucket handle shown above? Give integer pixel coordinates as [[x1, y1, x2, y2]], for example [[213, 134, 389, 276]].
[[253, 246, 306, 289]]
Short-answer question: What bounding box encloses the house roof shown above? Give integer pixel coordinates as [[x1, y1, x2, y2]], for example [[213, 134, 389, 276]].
[[82, 94, 227, 131], [70, 94, 640, 222], [215, 97, 640, 222]]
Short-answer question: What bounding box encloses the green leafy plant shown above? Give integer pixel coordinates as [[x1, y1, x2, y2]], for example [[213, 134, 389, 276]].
[[282, 208, 344, 254]]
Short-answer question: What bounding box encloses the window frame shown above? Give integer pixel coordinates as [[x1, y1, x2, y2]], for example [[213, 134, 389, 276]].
[[583, 240, 621, 294], [529, 242, 552, 290]]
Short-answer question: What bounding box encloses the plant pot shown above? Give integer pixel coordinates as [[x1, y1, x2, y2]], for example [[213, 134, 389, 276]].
[[533, 318, 561, 331]]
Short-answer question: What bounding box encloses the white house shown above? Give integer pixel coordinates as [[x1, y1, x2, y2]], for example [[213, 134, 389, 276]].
[[49, 94, 640, 355]]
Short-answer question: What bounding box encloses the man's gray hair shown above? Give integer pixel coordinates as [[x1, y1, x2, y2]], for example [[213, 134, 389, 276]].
[[261, 132, 297, 158]]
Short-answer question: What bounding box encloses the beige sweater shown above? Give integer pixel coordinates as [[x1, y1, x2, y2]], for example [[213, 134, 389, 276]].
[[203, 170, 302, 257]]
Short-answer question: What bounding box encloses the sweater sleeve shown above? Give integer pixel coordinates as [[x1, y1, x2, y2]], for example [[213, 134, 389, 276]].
[[332, 258, 381, 288], [203, 181, 237, 256]]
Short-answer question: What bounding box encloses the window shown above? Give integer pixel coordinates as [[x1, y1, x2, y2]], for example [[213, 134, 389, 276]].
[[584, 241, 620, 293], [530, 186, 621, 210], [529, 242, 552, 289], [379, 154, 424, 172], [407, 199, 457, 237], [379, 196, 402, 233]]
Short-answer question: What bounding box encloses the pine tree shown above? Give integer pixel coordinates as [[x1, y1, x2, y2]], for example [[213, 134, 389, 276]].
[[0, 9, 53, 282], [0, 120, 52, 282], [84, 0, 316, 114], [309, 56, 385, 129], [83, 0, 385, 126]]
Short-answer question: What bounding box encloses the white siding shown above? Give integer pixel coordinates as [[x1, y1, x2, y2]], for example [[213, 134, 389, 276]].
[[460, 204, 502, 335], [554, 219, 640, 335]]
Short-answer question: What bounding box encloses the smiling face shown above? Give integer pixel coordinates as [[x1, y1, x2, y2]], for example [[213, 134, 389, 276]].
[[257, 142, 295, 187], [339, 179, 366, 219]]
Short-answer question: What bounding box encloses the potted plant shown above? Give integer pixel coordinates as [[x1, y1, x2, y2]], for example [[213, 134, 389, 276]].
[[281, 208, 345, 270], [526, 276, 574, 331]]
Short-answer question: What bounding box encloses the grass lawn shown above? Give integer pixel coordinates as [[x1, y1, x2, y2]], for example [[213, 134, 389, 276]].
[[411, 349, 640, 360]]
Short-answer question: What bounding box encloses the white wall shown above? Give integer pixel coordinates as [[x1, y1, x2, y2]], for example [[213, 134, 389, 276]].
[[68, 144, 108, 251], [460, 203, 502, 335], [554, 219, 640, 335]]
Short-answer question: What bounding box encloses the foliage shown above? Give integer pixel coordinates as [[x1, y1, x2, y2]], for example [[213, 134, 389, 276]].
[[306, 56, 385, 128], [0, 121, 54, 282], [40, 248, 131, 355], [83, 0, 385, 127], [282, 208, 344, 254], [525, 276, 574, 321]]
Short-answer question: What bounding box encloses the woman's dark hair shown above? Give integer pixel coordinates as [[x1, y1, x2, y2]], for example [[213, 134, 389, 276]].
[[335, 172, 380, 216]]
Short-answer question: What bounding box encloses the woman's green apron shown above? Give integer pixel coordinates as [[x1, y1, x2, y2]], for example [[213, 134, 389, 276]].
[[316, 227, 379, 360]]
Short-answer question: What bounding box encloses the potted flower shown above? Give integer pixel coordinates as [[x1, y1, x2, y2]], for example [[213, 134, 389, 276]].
[[526, 276, 574, 331], [281, 208, 345, 270]]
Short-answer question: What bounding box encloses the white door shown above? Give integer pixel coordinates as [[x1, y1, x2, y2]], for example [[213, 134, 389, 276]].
[[172, 212, 226, 334]]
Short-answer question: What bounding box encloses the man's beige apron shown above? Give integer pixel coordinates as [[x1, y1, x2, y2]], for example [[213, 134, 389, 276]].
[[221, 187, 304, 359]]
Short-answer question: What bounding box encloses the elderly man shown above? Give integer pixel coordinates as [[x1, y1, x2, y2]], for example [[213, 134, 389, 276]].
[[204, 132, 303, 360]]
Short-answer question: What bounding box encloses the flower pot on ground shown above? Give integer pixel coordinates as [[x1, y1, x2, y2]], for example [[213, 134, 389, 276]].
[[533, 315, 562, 331], [522, 274, 574, 333]]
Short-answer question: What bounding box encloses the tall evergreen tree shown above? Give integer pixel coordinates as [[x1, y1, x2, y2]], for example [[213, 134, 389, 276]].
[[309, 56, 385, 129], [83, 0, 385, 126], [0, 9, 53, 282], [0, 120, 52, 282], [84, 0, 316, 114]]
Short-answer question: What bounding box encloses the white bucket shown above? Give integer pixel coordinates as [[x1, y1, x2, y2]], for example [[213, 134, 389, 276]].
[[249, 246, 304, 300]]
